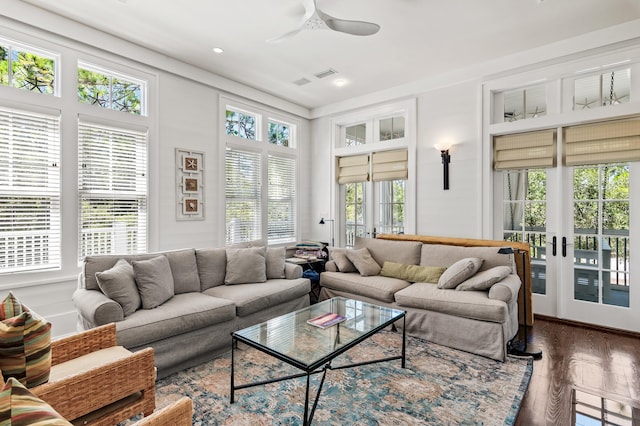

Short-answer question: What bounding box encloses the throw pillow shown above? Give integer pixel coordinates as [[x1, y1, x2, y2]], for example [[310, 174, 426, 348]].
[[456, 265, 512, 291], [164, 249, 201, 294], [95, 259, 141, 316], [266, 247, 286, 279], [196, 248, 227, 290], [345, 248, 381, 277], [329, 248, 357, 273], [0, 377, 72, 425], [380, 262, 446, 283], [0, 293, 51, 388], [225, 246, 267, 285], [437, 257, 483, 289], [132, 256, 175, 309]]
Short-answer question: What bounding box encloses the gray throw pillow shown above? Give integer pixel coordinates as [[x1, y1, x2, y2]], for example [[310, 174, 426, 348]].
[[132, 255, 175, 309], [95, 258, 141, 316], [456, 266, 512, 291], [266, 247, 286, 279], [346, 247, 381, 277], [330, 248, 357, 273], [164, 248, 201, 294], [437, 257, 483, 289], [196, 248, 227, 290], [225, 246, 267, 284]]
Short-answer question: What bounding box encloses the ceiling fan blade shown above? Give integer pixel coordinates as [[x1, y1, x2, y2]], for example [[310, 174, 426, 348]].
[[267, 0, 318, 43], [266, 25, 305, 43], [316, 8, 380, 36]]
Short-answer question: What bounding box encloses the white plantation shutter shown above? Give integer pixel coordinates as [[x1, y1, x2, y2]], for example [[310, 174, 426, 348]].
[[268, 154, 296, 244], [0, 107, 61, 272], [226, 149, 262, 245], [78, 119, 148, 259]]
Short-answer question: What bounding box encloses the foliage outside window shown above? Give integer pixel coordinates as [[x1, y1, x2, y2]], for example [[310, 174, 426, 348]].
[[226, 109, 256, 140], [344, 182, 366, 247], [268, 121, 290, 147], [573, 68, 630, 110], [0, 43, 55, 95], [78, 122, 148, 259], [78, 65, 143, 115], [0, 107, 61, 273]]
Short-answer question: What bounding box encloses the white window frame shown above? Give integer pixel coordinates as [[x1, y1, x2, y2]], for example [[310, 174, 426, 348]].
[[0, 36, 60, 96]]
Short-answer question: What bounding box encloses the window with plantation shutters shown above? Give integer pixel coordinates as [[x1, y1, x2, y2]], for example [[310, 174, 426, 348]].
[[268, 155, 296, 244], [78, 119, 148, 260], [0, 106, 61, 273], [225, 149, 262, 245]]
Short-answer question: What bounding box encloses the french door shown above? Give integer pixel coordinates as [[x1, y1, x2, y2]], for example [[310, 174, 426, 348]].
[[499, 161, 638, 332]]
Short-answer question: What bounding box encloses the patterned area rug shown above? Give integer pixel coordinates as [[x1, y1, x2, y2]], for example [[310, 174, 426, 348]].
[[142, 332, 532, 425]]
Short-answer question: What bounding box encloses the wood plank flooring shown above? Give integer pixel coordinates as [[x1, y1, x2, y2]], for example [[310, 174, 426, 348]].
[[515, 317, 640, 425]]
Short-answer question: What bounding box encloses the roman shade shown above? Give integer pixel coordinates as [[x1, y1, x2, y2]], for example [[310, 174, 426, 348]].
[[336, 154, 369, 184], [372, 149, 408, 181], [564, 118, 640, 166], [493, 130, 556, 170]]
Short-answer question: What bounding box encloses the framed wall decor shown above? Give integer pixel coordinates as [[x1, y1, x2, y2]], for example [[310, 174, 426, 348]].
[[176, 148, 204, 220]]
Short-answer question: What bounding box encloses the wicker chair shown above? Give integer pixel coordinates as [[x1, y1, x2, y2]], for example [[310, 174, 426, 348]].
[[132, 396, 193, 426], [31, 323, 156, 425]]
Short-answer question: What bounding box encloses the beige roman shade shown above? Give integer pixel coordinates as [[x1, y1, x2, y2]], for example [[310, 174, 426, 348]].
[[564, 118, 640, 166], [372, 149, 408, 181], [493, 130, 556, 170], [336, 154, 369, 183]]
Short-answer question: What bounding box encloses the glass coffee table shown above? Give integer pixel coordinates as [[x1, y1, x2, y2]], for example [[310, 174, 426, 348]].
[[231, 297, 406, 425]]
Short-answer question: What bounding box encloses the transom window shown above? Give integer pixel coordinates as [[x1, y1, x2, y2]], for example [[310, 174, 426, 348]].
[[268, 121, 290, 146], [0, 41, 57, 95], [225, 108, 257, 140], [78, 63, 145, 115], [573, 68, 630, 110]]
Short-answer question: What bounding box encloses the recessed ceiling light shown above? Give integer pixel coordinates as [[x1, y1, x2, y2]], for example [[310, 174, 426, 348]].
[[213, 47, 224, 54], [334, 79, 347, 87]]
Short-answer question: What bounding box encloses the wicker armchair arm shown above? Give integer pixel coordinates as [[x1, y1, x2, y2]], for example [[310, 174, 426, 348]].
[[32, 347, 156, 421], [51, 323, 118, 365], [132, 397, 193, 426]]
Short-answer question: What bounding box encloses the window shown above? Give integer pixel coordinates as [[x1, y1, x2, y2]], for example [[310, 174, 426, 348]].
[[78, 120, 148, 259], [225, 149, 261, 245], [0, 106, 61, 273], [0, 42, 56, 95], [78, 63, 144, 115], [379, 116, 405, 141], [344, 182, 366, 247], [345, 123, 366, 147], [501, 85, 546, 122], [223, 100, 298, 246], [573, 68, 630, 110], [378, 180, 405, 235]]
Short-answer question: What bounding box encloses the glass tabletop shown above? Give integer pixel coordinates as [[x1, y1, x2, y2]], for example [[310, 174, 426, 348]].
[[232, 297, 405, 371]]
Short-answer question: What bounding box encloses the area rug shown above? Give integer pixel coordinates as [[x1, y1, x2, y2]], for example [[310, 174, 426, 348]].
[[139, 332, 532, 425]]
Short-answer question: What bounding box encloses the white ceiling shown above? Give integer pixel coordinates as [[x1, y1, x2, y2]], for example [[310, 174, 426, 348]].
[[18, 0, 640, 110]]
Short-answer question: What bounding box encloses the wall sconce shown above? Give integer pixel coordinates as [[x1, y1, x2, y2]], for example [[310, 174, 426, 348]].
[[319, 218, 335, 247], [437, 146, 451, 190]]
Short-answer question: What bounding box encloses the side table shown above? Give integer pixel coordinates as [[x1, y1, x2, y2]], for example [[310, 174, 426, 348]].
[[286, 258, 326, 304]]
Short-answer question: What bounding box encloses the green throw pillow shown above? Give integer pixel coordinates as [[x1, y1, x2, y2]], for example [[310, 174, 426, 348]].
[[381, 262, 446, 283]]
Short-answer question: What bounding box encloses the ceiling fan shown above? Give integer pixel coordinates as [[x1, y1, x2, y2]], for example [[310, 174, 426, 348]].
[[268, 0, 380, 43]]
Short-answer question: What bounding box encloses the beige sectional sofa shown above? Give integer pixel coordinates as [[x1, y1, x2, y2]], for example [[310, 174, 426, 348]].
[[73, 246, 310, 378], [319, 234, 532, 361]]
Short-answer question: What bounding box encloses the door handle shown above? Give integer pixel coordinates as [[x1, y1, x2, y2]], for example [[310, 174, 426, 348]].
[[562, 236, 567, 257], [552, 236, 557, 256]]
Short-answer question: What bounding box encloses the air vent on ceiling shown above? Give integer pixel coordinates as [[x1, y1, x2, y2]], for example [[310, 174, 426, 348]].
[[293, 77, 312, 86], [314, 69, 338, 79]]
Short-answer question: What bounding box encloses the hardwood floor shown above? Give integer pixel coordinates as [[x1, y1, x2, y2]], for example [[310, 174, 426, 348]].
[[515, 317, 640, 425]]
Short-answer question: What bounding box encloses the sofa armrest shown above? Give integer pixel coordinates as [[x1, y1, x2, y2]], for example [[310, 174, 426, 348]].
[[284, 262, 303, 279], [51, 323, 118, 365], [488, 274, 521, 303], [73, 288, 124, 327], [324, 260, 338, 272]]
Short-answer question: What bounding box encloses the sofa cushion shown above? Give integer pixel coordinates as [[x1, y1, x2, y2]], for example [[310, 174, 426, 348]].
[[329, 248, 357, 273], [266, 247, 286, 279], [456, 266, 512, 291], [346, 248, 381, 276], [394, 283, 508, 323], [84, 253, 157, 291], [225, 247, 267, 285], [437, 258, 483, 289], [354, 237, 422, 267], [0, 377, 71, 425], [95, 259, 141, 316], [420, 244, 514, 273], [132, 256, 175, 309], [115, 293, 236, 348], [196, 248, 227, 290], [320, 271, 410, 303], [380, 261, 446, 283], [203, 278, 310, 317], [164, 249, 201, 294]]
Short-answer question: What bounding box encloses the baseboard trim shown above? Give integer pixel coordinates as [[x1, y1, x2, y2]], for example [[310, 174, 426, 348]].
[[534, 314, 640, 339]]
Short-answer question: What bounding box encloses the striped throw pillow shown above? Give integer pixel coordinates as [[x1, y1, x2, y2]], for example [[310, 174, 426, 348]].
[[0, 293, 52, 388], [0, 377, 71, 425]]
